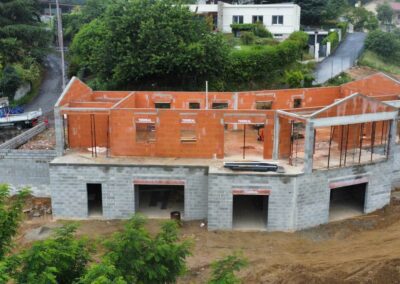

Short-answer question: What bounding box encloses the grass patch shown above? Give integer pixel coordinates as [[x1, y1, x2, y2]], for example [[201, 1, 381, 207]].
[[12, 68, 44, 107], [359, 51, 400, 75], [324, 72, 353, 86]]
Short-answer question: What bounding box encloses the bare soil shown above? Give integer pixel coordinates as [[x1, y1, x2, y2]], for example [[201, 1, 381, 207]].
[[18, 127, 56, 150], [14, 195, 400, 283]]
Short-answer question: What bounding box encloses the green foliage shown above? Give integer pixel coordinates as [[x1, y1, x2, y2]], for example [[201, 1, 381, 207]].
[[359, 50, 400, 75], [347, 7, 379, 31], [322, 31, 339, 50], [83, 215, 192, 284], [285, 70, 304, 88], [288, 31, 309, 49], [365, 29, 400, 58], [240, 32, 255, 45], [70, 0, 229, 90], [0, 66, 21, 101], [337, 22, 348, 38], [296, 0, 349, 26], [325, 72, 352, 86], [377, 2, 394, 24], [253, 23, 272, 38], [14, 224, 91, 284], [230, 23, 257, 32], [208, 253, 248, 284], [0, 184, 30, 260]]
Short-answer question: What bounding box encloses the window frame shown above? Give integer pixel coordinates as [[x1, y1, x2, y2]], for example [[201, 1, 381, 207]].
[[232, 15, 244, 24], [272, 15, 284, 25], [252, 15, 264, 24]]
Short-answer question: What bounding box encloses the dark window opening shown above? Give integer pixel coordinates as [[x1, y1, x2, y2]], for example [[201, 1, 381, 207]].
[[189, 102, 200, 109], [272, 15, 283, 25], [256, 101, 272, 110], [155, 102, 170, 109], [329, 183, 366, 222], [233, 15, 244, 24], [212, 102, 229, 109], [252, 15, 263, 24], [293, 98, 302, 108], [136, 122, 156, 143], [136, 185, 184, 218], [87, 183, 103, 217], [233, 195, 268, 230]]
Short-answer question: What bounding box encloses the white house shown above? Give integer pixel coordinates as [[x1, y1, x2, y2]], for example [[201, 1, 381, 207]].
[[188, 2, 301, 39]]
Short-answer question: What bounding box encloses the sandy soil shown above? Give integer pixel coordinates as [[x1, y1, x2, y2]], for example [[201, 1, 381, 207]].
[[13, 193, 400, 284], [19, 127, 56, 150]]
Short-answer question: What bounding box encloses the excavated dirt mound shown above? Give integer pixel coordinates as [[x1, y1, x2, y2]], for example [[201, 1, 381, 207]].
[[14, 196, 400, 283]]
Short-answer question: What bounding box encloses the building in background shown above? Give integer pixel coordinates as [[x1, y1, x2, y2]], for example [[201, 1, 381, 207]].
[[188, 2, 301, 39]]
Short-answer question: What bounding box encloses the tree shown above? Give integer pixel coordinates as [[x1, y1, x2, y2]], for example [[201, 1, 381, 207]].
[[377, 2, 394, 25], [82, 215, 191, 284], [0, 66, 22, 101], [208, 253, 248, 284], [295, 0, 326, 25], [14, 224, 91, 284], [347, 7, 379, 31], [0, 184, 30, 260], [365, 29, 400, 58], [69, 0, 229, 90]]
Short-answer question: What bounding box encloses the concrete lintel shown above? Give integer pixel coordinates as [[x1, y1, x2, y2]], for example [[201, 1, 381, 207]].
[[312, 111, 397, 127], [223, 113, 267, 117]]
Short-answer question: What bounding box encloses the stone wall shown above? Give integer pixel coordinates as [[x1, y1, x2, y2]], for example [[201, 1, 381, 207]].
[[0, 149, 56, 196], [50, 163, 208, 220]]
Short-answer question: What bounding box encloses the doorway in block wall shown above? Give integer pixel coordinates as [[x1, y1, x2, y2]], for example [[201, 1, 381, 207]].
[[135, 184, 184, 219], [232, 194, 268, 230], [87, 183, 103, 217], [329, 182, 367, 222]]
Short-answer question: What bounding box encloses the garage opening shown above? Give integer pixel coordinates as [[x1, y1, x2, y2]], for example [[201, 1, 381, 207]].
[[87, 183, 103, 217], [135, 185, 184, 219], [233, 195, 268, 230], [329, 183, 367, 222]]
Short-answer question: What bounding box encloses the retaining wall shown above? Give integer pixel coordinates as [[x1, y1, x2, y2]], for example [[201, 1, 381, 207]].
[[0, 149, 57, 196]]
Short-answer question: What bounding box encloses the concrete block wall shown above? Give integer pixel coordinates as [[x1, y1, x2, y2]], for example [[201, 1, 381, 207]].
[[207, 173, 297, 231], [0, 149, 56, 196], [50, 164, 208, 220]]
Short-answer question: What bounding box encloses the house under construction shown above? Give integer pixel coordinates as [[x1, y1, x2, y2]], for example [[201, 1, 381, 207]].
[[51, 73, 400, 231]]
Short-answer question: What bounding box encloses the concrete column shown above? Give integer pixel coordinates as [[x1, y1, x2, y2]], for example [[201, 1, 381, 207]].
[[272, 113, 280, 160], [303, 121, 314, 173], [388, 118, 398, 161], [54, 107, 65, 157], [326, 42, 331, 57], [314, 43, 320, 61]]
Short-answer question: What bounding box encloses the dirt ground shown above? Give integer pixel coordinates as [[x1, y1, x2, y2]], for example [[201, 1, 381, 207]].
[[18, 127, 56, 150], [13, 193, 400, 284]]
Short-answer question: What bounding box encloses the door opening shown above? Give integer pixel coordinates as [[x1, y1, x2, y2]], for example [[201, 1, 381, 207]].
[[87, 183, 103, 217], [233, 194, 268, 230], [329, 182, 366, 221]]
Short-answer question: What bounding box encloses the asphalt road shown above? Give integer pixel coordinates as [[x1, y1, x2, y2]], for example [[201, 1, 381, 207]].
[[314, 32, 367, 84], [24, 53, 64, 118]]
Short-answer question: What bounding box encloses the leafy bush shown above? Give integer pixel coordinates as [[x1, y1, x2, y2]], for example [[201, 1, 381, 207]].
[[365, 30, 400, 58], [253, 23, 272, 38], [0, 66, 21, 101], [230, 23, 256, 33], [14, 224, 91, 284], [337, 22, 348, 37], [254, 38, 279, 46], [240, 31, 255, 45], [285, 70, 304, 88], [322, 31, 339, 50], [288, 31, 309, 49], [208, 253, 248, 284], [82, 215, 192, 283]]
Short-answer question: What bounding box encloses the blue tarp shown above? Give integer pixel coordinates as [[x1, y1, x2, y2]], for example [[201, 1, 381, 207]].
[[0, 106, 24, 118]]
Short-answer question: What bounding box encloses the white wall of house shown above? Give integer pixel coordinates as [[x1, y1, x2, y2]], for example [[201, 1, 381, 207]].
[[188, 2, 301, 38]]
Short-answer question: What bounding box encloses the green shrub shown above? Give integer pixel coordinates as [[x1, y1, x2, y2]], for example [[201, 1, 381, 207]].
[[208, 253, 248, 284], [230, 23, 256, 32], [285, 70, 304, 88], [365, 29, 400, 58], [337, 22, 348, 37], [240, 31, 255, 45], [0, 66, 21, 101], [322, 31, 339, 50], [254, 38, 279, 46], [253, 23, 272, 38], [14, 224, 91, 284], [288, 31, 309, 48]]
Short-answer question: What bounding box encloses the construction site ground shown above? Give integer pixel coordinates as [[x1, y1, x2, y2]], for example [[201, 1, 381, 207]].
[[14, 193, 400, 284]]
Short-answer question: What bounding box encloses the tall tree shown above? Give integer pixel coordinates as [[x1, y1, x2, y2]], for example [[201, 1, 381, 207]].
[[377, 2, 394, 25], [69, 0, 229, 90]]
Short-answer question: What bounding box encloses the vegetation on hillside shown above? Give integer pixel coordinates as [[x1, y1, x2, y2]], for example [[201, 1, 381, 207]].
[[0, 0, 50, 103]]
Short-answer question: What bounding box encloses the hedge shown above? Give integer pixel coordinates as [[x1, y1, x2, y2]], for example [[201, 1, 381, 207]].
[[322, 31, 339, 50]]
